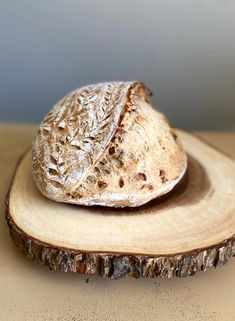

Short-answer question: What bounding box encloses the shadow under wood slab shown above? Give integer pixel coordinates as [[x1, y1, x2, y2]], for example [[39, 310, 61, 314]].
[[5, 130, 235, 279]]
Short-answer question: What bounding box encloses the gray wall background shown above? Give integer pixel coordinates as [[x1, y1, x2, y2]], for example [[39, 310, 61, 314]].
[[0, 0, 235, 130]]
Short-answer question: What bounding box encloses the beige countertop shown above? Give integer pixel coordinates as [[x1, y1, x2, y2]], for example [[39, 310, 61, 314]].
[[0, 123, 235, 321]]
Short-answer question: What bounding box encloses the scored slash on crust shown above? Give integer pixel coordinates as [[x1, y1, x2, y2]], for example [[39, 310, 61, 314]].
[[32, 82, 187, 207]]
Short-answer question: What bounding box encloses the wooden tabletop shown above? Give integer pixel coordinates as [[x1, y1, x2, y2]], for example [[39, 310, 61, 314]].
[[1, 123, 235, 321]]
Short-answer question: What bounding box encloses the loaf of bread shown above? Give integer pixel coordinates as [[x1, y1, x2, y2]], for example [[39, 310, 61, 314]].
[[32, 82, 187, 207]]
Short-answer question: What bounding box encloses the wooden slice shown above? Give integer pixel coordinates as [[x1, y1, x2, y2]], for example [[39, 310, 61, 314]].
[[6, 130, 235, 279]]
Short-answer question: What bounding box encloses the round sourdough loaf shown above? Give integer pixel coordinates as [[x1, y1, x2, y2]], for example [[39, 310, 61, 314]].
[[32, 82, 187, 207]]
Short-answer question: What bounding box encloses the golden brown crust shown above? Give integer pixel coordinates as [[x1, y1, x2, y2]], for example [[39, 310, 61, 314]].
[[32, 82, 187, 207]]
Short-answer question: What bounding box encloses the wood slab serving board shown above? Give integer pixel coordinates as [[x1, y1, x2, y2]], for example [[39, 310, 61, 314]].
[[6, 130, 235, 279]]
